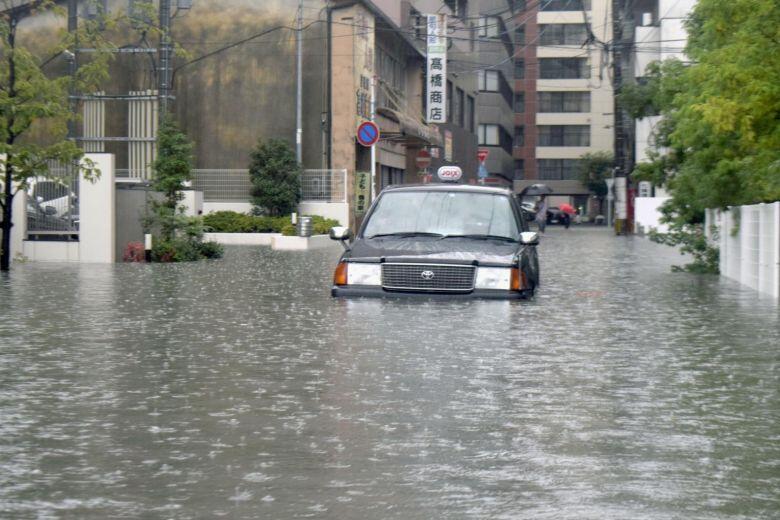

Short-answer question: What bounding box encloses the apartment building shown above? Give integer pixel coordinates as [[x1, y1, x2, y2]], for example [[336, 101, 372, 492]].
[[474, 0, 516, 184], [513, 0, 614, 212]]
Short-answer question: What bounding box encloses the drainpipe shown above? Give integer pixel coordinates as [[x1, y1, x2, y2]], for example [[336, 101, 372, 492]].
[[326, 5, 333, 169]]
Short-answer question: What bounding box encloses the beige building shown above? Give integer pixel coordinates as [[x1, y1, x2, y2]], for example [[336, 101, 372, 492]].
[[513, 0, 614, 212]]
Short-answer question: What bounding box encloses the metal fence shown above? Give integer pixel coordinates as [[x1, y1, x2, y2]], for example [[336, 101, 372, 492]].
[[191, 168, 348, 204], [191, 169, 252, 202], [301, 169, 347, 202], [706, 202, 780, 299], [26, 161, 80, 236]]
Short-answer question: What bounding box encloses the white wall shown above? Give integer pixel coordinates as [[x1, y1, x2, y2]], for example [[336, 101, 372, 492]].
[[709, 203, 780, 299], [79, 154, 116, 263], [635, 115, 663, 163], [634, 197, 670, 234], [181, 190, 204, 216], [202, 202, 254, 214], [298, 202, 349, 226]]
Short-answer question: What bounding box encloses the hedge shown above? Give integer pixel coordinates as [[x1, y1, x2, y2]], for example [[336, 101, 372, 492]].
[[203, 211, 339, 236]]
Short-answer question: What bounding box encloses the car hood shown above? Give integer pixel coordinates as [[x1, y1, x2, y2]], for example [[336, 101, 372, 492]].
[[347, 237, 520, 266]]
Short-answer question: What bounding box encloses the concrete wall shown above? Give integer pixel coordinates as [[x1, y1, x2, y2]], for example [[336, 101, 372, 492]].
[[707, 203, 780, 299], [15, 153, 116, 264], [634, 197, 670, 234], [115, 185, 154, 261], [298, 202, 349, 226]]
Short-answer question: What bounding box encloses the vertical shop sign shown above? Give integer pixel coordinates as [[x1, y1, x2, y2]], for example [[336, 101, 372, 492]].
[[355, 171, 371, 214], [426, 14, 447, 124]]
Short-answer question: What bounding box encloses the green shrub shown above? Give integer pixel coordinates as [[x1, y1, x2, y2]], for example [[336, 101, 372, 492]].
[[202, 211, 338, 236], [198, 241, 224, 259]]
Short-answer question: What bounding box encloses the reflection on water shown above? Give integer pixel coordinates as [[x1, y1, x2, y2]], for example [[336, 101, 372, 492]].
[[1, 228, 778, 519]]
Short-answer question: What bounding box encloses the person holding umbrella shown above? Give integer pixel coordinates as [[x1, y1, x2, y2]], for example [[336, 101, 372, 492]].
[[559, 203, 577, 229], [535, 195, 548, 233], [519, 184, 554, 234]]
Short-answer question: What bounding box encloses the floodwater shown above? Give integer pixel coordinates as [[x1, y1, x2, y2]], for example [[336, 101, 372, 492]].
[[1, 228, 778, 519]]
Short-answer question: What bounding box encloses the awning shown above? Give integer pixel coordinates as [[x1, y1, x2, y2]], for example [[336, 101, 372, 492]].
[[376, 107, 443, 147]]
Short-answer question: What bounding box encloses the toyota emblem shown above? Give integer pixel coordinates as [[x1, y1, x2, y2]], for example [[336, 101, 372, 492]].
[[420, 270, 435, 280]]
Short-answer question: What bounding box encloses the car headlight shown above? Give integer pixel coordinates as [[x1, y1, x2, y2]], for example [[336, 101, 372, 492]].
[[346, 262, 381, 286], [475, 267, 512, 290]]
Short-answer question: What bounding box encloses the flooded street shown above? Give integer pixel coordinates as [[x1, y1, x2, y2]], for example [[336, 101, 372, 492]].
[[1, 228, 778, 519]]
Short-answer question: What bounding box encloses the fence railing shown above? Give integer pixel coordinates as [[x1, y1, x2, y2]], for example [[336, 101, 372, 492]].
[[26, 161, 80, 236], [706, 202, 780, 299], [189, 168, 348, 204], [191, 169, 252, 202], [301, 169, 347, 202]]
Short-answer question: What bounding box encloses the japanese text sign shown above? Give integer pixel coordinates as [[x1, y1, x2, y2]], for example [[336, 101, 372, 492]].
[[426, 14, 447, 124]]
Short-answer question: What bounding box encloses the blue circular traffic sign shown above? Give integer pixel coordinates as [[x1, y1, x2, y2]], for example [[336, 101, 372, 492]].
[[357, 121, 380, 147]]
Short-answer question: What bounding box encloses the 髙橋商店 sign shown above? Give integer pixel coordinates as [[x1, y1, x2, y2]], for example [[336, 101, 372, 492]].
[[426, 14, 447, 124]]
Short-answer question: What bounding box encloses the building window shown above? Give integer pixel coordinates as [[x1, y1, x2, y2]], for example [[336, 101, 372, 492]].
[[445, 0, 467, 18], [539, 58, 590, 79], [514, 92, 525, 113], [466, 95, 475, 132], [540, 0, 590, 12], [381, 166, 405, 188], [514, 59, 525, 79], [457, 88, 465, 127], [515, 25, 525, 44], [447, 80, 454, 121], [514, 126, 525, 147], [538, 125, 590, 146], [478, 124, 500, 146], [478, 70, 500, 91], [538, 91, 591, 112], [537, 159, 582, 180], [514, 159, 525, 179], [539, 24, 589, 45], [479, 16, 501, 38]]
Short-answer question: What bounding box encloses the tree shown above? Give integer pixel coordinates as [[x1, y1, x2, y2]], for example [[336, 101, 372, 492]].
[[144, 118, 222, 262], [631, 0, 780, 219], [578, 151, 614, 214], [249, 138, 301, 217], [151, 118, 193, 241], [0, 1, 114, 271]]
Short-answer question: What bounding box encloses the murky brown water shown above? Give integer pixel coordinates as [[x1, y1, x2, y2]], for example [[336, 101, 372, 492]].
[[1, 228, 778, 519]]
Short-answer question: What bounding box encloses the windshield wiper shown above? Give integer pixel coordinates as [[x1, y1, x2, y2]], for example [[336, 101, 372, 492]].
[[439, 234, 517, 242], [366, 232, 444, 239]]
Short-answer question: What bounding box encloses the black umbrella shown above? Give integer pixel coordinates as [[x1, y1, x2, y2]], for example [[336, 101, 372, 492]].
[[519, 183, 553, 196]]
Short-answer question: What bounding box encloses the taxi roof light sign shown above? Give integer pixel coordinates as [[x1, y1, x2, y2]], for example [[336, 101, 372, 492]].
[[437, 166, 462, 182]]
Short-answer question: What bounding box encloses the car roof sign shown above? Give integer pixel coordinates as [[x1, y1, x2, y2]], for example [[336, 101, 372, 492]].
[[437, 166, 462, 182]]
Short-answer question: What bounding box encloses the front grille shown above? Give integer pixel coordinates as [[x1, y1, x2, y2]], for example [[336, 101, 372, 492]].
[[381, 263, 476, 292]]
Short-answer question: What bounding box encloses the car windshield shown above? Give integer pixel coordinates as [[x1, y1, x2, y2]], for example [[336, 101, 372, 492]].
[[363, 190, 519, 240]]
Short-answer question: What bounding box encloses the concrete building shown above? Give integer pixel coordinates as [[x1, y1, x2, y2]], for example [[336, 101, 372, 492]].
[[473, 0, 516, 185], [15, 0, 484, 231], [513, 0, 615, 213]]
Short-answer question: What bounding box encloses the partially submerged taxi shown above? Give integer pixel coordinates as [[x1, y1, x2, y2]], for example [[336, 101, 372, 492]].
[[330, 168, 539, 299]]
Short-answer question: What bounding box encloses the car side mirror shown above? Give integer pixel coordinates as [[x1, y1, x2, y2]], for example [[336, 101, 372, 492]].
[[519, 231, 539, 245], [330, 226, 352, 250]]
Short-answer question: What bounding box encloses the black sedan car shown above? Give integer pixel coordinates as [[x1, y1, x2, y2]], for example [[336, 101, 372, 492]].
[[330, 184, 540, 299]]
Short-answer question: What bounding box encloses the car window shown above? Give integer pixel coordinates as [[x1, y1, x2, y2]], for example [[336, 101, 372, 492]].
[[363, 191, 519, 239]]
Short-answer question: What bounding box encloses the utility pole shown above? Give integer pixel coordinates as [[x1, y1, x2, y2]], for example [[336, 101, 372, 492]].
[[611, 0, 629, 235], [295, 0, 303, 164], [67, 0, 78, 141], [158, 0, 172, 123]]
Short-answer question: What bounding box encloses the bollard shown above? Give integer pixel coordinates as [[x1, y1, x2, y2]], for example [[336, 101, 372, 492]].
[[144, 233, 152, 262]]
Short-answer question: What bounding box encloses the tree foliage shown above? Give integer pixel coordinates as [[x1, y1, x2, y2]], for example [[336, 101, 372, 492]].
[[0, 0, 116, 270], [578, 151, 613, 213], [249, 138, 301, 217], [631, 0, 780, 222]]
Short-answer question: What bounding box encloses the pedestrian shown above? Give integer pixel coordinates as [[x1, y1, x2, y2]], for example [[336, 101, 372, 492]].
[[535, 196, 548, 234]]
